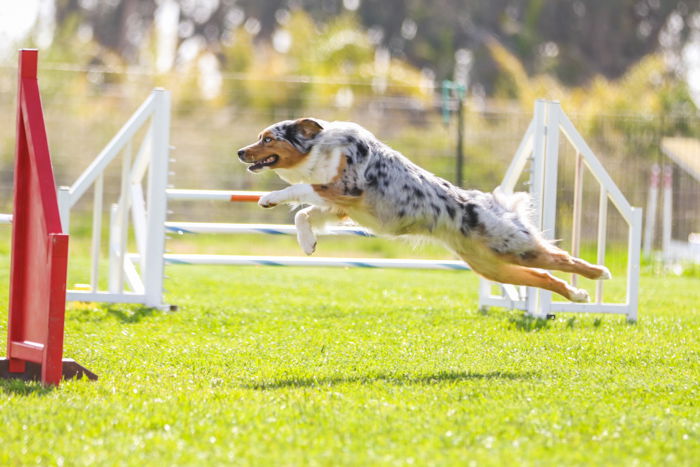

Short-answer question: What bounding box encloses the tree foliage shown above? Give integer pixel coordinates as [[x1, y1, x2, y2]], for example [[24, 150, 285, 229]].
[[49, 0, 700, 91]]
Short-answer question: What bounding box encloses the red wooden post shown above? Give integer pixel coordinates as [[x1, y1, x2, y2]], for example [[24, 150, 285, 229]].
[[0, 49, 96, 386]]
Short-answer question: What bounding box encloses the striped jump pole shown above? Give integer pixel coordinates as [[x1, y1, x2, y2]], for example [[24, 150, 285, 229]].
[[163, 189, 470, 272], [165, 221, 373, 237], [152, 254, 470, 271], [167, 189, 264, 202]]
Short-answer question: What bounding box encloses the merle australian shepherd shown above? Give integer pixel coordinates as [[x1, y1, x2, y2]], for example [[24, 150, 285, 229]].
[[237, 118, 610, 302]]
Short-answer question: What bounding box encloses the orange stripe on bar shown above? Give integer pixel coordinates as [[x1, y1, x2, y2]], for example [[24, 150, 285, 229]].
[[230, 193, 262, 202]]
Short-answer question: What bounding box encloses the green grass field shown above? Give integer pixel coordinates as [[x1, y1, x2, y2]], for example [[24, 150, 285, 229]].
[[1, 239, 699, 465]]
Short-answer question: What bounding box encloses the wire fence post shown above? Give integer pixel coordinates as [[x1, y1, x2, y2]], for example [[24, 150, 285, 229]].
[[456, 94, 464, 187]]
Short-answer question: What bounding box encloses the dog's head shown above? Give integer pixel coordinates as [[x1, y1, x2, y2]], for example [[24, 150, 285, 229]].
[[237, 118, 324, 173]]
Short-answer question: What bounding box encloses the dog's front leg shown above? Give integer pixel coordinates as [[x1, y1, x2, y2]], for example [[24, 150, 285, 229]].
[[258, 184, 328, 209], [294, 206, 340, 255], [294, 207, 318, 255]]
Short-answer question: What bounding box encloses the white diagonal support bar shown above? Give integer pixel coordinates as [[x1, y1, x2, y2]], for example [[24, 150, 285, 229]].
[[130, 125, 153, 184], [67, 93, 155, 206], [558, 111, 635, 223], [123, 256, 145, 295], [500, 120, 535, 194]]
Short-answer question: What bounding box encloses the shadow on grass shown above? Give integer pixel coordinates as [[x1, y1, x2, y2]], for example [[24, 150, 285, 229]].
[[69, 302, 162, 324], [243, 370, 536, 390], [105, 305, 158, 324], [508, 313, 552, 332], [0, 379, 56, 396], [479, 307, 553, 332]]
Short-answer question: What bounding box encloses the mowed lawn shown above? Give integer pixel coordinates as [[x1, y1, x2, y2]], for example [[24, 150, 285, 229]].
[[1, 260, 699, 465]]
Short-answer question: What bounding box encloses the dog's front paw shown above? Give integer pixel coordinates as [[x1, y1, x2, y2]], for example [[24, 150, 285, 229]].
[[258, 192, 281, 208], [598, 266, 612, 280]]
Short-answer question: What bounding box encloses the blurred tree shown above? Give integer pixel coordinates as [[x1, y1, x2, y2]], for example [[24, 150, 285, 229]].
[[55, 0, 157, 63], [50, 0, 699, 92], [344, 0, 698, 88]]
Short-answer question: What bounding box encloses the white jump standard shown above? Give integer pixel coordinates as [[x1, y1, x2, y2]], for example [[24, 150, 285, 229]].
[[479, 100, 641, 321]]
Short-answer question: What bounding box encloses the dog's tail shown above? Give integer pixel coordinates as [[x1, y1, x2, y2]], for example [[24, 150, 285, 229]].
[[493, 187, 534, 224], [493, 186, 560, 249]]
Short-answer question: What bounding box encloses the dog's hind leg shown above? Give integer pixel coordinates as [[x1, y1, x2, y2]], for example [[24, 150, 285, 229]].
[[516, 245, 611, 280], [475, 262, 590, 302], [294, 206, 341, 255]]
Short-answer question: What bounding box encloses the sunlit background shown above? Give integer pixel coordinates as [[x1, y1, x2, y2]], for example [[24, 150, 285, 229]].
[[0, 0, 699, 268]]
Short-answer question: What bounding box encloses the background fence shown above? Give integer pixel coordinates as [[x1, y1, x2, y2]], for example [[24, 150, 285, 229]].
[[0, 65, 698, 263]]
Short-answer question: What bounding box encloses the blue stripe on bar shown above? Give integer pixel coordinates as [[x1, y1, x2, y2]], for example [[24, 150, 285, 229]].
[[257, 228, 287, 235], [351, 230, 373, 237], [349, 261, 376, 268], [255, 259, 283, 266], [165, 226, 193, 234], [165, 258, 189, 264]]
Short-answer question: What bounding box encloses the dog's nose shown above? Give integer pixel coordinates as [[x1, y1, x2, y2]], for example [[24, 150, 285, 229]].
[[237, 149, 246, 160]]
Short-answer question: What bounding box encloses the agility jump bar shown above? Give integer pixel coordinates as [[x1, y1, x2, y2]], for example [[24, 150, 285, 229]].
[[165, 221, 374, 237], [157, 254, 470, 270], [167, 189, 265, 202]]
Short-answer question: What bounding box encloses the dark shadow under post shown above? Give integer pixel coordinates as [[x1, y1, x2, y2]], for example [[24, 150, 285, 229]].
[[0, 358, 98, 383]]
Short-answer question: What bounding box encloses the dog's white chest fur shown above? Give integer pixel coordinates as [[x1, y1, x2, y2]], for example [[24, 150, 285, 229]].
[[275, 146, 343, 185]]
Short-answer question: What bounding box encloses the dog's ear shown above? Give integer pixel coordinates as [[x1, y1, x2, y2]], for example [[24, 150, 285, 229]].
[[295, 118, 324, 139]]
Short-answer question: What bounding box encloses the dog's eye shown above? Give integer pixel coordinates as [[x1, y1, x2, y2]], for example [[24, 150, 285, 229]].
[[262, 136, 272, 143]]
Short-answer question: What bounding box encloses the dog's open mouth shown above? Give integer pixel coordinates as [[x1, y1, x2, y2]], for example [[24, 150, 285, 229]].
[[248, 154, 279, 172]]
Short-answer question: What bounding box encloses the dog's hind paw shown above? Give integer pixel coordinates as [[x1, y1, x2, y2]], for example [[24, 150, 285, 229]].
[[570, 288, 590, 303], [598, 267, 612, 280]]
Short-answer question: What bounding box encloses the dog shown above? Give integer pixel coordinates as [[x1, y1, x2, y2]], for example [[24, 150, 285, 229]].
[[237, 118, 610, 302]]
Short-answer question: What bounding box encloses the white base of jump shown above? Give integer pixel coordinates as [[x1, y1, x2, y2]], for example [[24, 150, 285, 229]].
[[67, 291, 148, 304], [157, 253, 470, 270]]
